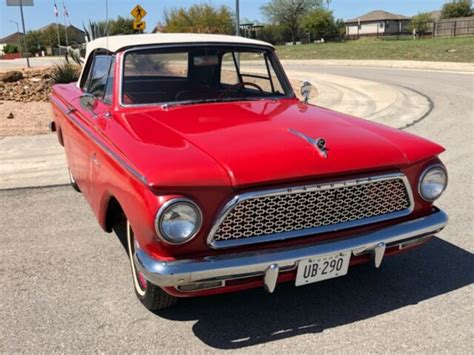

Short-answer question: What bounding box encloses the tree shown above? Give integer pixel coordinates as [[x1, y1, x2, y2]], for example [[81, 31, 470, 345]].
[[261, 0, 323, 44], [441, 0, 472, 19], [409, 12, 433, 35], [335, 18, 346, 37], [108, 16, 135, 35], [258, 23, 288, 44], [300, 8, 336, 40], [164, 4, 235, 34], [23, 30, 45, 54]]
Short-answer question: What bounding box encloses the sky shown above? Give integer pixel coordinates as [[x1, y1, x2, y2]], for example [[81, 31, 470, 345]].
[[1, 0, 447, 38]]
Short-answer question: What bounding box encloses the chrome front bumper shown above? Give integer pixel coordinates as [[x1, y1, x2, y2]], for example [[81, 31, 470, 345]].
[[134, 209, 448, 293]]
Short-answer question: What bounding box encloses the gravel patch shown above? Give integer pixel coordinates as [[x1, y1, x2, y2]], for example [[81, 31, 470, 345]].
[[0, 101, 52, 136]]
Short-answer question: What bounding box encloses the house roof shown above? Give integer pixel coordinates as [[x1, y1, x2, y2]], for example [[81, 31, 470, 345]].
[[37, 23, 85, 34], [429, 10, 442, 20], [0, 31, 23, 44], [346, 10, 411, 23], [85, 33, 273, 56]]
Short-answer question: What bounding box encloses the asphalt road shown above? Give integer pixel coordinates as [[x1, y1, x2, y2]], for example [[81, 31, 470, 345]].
[[1, 67, 473, 352]]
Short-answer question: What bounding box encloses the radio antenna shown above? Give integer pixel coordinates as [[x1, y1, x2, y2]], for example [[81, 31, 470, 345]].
[[105, 0, 109, 50]]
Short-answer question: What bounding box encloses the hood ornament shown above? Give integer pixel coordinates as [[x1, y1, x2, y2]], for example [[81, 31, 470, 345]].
[[288, 128, 328, 158]]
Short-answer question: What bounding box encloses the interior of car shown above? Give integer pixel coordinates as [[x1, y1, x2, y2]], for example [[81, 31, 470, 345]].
[[121, 47, 289, 105]]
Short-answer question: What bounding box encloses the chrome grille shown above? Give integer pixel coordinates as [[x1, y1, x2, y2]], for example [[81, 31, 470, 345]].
[[209, 174, 413, 248]]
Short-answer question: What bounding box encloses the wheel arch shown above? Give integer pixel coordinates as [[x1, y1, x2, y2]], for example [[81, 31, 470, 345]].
[[103, 195, 126, 233]]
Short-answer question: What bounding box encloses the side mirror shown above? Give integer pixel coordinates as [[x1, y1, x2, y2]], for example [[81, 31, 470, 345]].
[[80, 93, 97, 111], [300, 80, 312, 104]]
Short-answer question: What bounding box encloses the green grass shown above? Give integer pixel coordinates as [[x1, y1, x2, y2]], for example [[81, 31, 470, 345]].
[[274, 36, 474, 63]]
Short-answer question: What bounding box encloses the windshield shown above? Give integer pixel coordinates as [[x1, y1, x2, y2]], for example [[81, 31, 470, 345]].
[[121, 45, 293, 106]]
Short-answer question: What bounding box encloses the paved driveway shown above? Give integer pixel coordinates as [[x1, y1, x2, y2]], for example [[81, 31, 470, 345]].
[[1, 67, 473, 352]]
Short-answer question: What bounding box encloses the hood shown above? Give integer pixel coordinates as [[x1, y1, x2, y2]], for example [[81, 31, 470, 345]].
[[120, 99, 444, 188]]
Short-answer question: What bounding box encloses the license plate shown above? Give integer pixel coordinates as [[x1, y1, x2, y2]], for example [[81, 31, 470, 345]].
[[295, 251, 351, 286]]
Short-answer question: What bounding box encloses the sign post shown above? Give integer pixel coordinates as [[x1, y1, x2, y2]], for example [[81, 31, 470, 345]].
[[6, 0, 33, 68], [130, 4, 147, 33]]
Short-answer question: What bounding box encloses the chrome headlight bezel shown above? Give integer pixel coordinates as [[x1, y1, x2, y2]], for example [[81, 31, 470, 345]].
[[418, 164, 448, 202], [155, 198, 203, 245]]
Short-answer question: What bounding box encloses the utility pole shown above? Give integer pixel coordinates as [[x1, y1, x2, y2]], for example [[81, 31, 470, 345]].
[[62, 1, 69, 47], [235, 0, 240, 36], [18, 0, 31, 67]]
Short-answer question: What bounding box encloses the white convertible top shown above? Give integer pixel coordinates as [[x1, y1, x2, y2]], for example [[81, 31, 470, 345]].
[[85, 33, 273, 56]]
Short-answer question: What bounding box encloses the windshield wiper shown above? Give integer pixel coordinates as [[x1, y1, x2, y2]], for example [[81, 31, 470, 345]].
[[161, 97, 269, 109]]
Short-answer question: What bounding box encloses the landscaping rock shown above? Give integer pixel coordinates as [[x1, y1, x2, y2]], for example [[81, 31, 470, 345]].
[[0, 68, 54, 103], [1, 71, 24, 83]]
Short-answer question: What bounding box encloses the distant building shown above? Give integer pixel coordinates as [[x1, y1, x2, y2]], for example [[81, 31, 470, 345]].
[[429, 10, 442, 21], [0, 31, 23, 55], [37, 23, 86, 45], [151, 25, 166, 34], [345, 10, 411, 39]]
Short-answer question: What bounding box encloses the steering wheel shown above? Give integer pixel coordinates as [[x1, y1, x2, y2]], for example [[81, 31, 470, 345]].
[[219, 81, 264, 98]]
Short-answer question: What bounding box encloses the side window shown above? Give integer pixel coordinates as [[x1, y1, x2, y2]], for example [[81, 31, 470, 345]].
[[86, 54, 113, 99], [235, 52, 284, 94], [221, 53, 239, 85], [103, 56, 115, 104], [267, 58, 284, 94]]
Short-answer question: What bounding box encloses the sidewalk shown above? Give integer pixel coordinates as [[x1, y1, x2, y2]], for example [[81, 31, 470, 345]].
[[0, 134, 68, 189], [0, 69, 433, 190]]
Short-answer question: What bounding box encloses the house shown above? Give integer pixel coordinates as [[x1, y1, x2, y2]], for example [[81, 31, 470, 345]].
[[345, 10, 411, 39], [0, 31, 23, 55], [429, 10, 442, 21], [151, 25, 166, 33], [37, 23, 86, 45]]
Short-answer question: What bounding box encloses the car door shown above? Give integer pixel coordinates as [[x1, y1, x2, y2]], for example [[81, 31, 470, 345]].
[[70, 52, 114, 201]]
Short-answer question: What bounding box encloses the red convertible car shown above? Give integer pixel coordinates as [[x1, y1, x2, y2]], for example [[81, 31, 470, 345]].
[[51, 34, 448, 310]]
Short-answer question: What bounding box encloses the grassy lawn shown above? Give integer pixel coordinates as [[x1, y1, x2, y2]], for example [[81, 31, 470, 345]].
[[275, 36, 474, 62]]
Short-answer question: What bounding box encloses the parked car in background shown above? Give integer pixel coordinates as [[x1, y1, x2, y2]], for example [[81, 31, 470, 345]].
[[50, 33, 448, 310]]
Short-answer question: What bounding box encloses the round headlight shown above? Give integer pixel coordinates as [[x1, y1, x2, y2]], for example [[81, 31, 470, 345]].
[[155, 199, 202, 244], [419, 165, 447, 201]]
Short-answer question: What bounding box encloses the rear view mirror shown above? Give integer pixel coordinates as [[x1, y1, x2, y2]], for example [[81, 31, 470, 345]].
[[80, 93, 97, 111], [193, 55, 219, 66]]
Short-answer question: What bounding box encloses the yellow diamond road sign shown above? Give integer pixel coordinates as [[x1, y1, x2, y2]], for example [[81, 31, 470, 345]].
[[133, 20, 146, 31], [131, 4, 147, 20]]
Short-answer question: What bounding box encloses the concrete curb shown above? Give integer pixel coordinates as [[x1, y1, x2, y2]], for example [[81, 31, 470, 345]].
[[280, 59, 474, 73], [290, 71, 432, 129], [0, 69, 433, 190]]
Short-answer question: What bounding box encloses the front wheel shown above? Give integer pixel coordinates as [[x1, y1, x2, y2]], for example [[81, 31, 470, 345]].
[[126, 221, 177, 310]]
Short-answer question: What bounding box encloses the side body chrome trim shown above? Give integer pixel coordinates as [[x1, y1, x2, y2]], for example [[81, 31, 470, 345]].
[[135, 208, 448, 289], [51, 96, 148, 185], [207, 173, 415, 249]]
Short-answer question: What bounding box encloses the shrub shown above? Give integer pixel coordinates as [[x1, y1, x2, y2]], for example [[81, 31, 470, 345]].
[[51, 63, 80, 84], [409, 12, 433, 35], [441, 0, 472, 19], [3, 44, 19, 54]]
